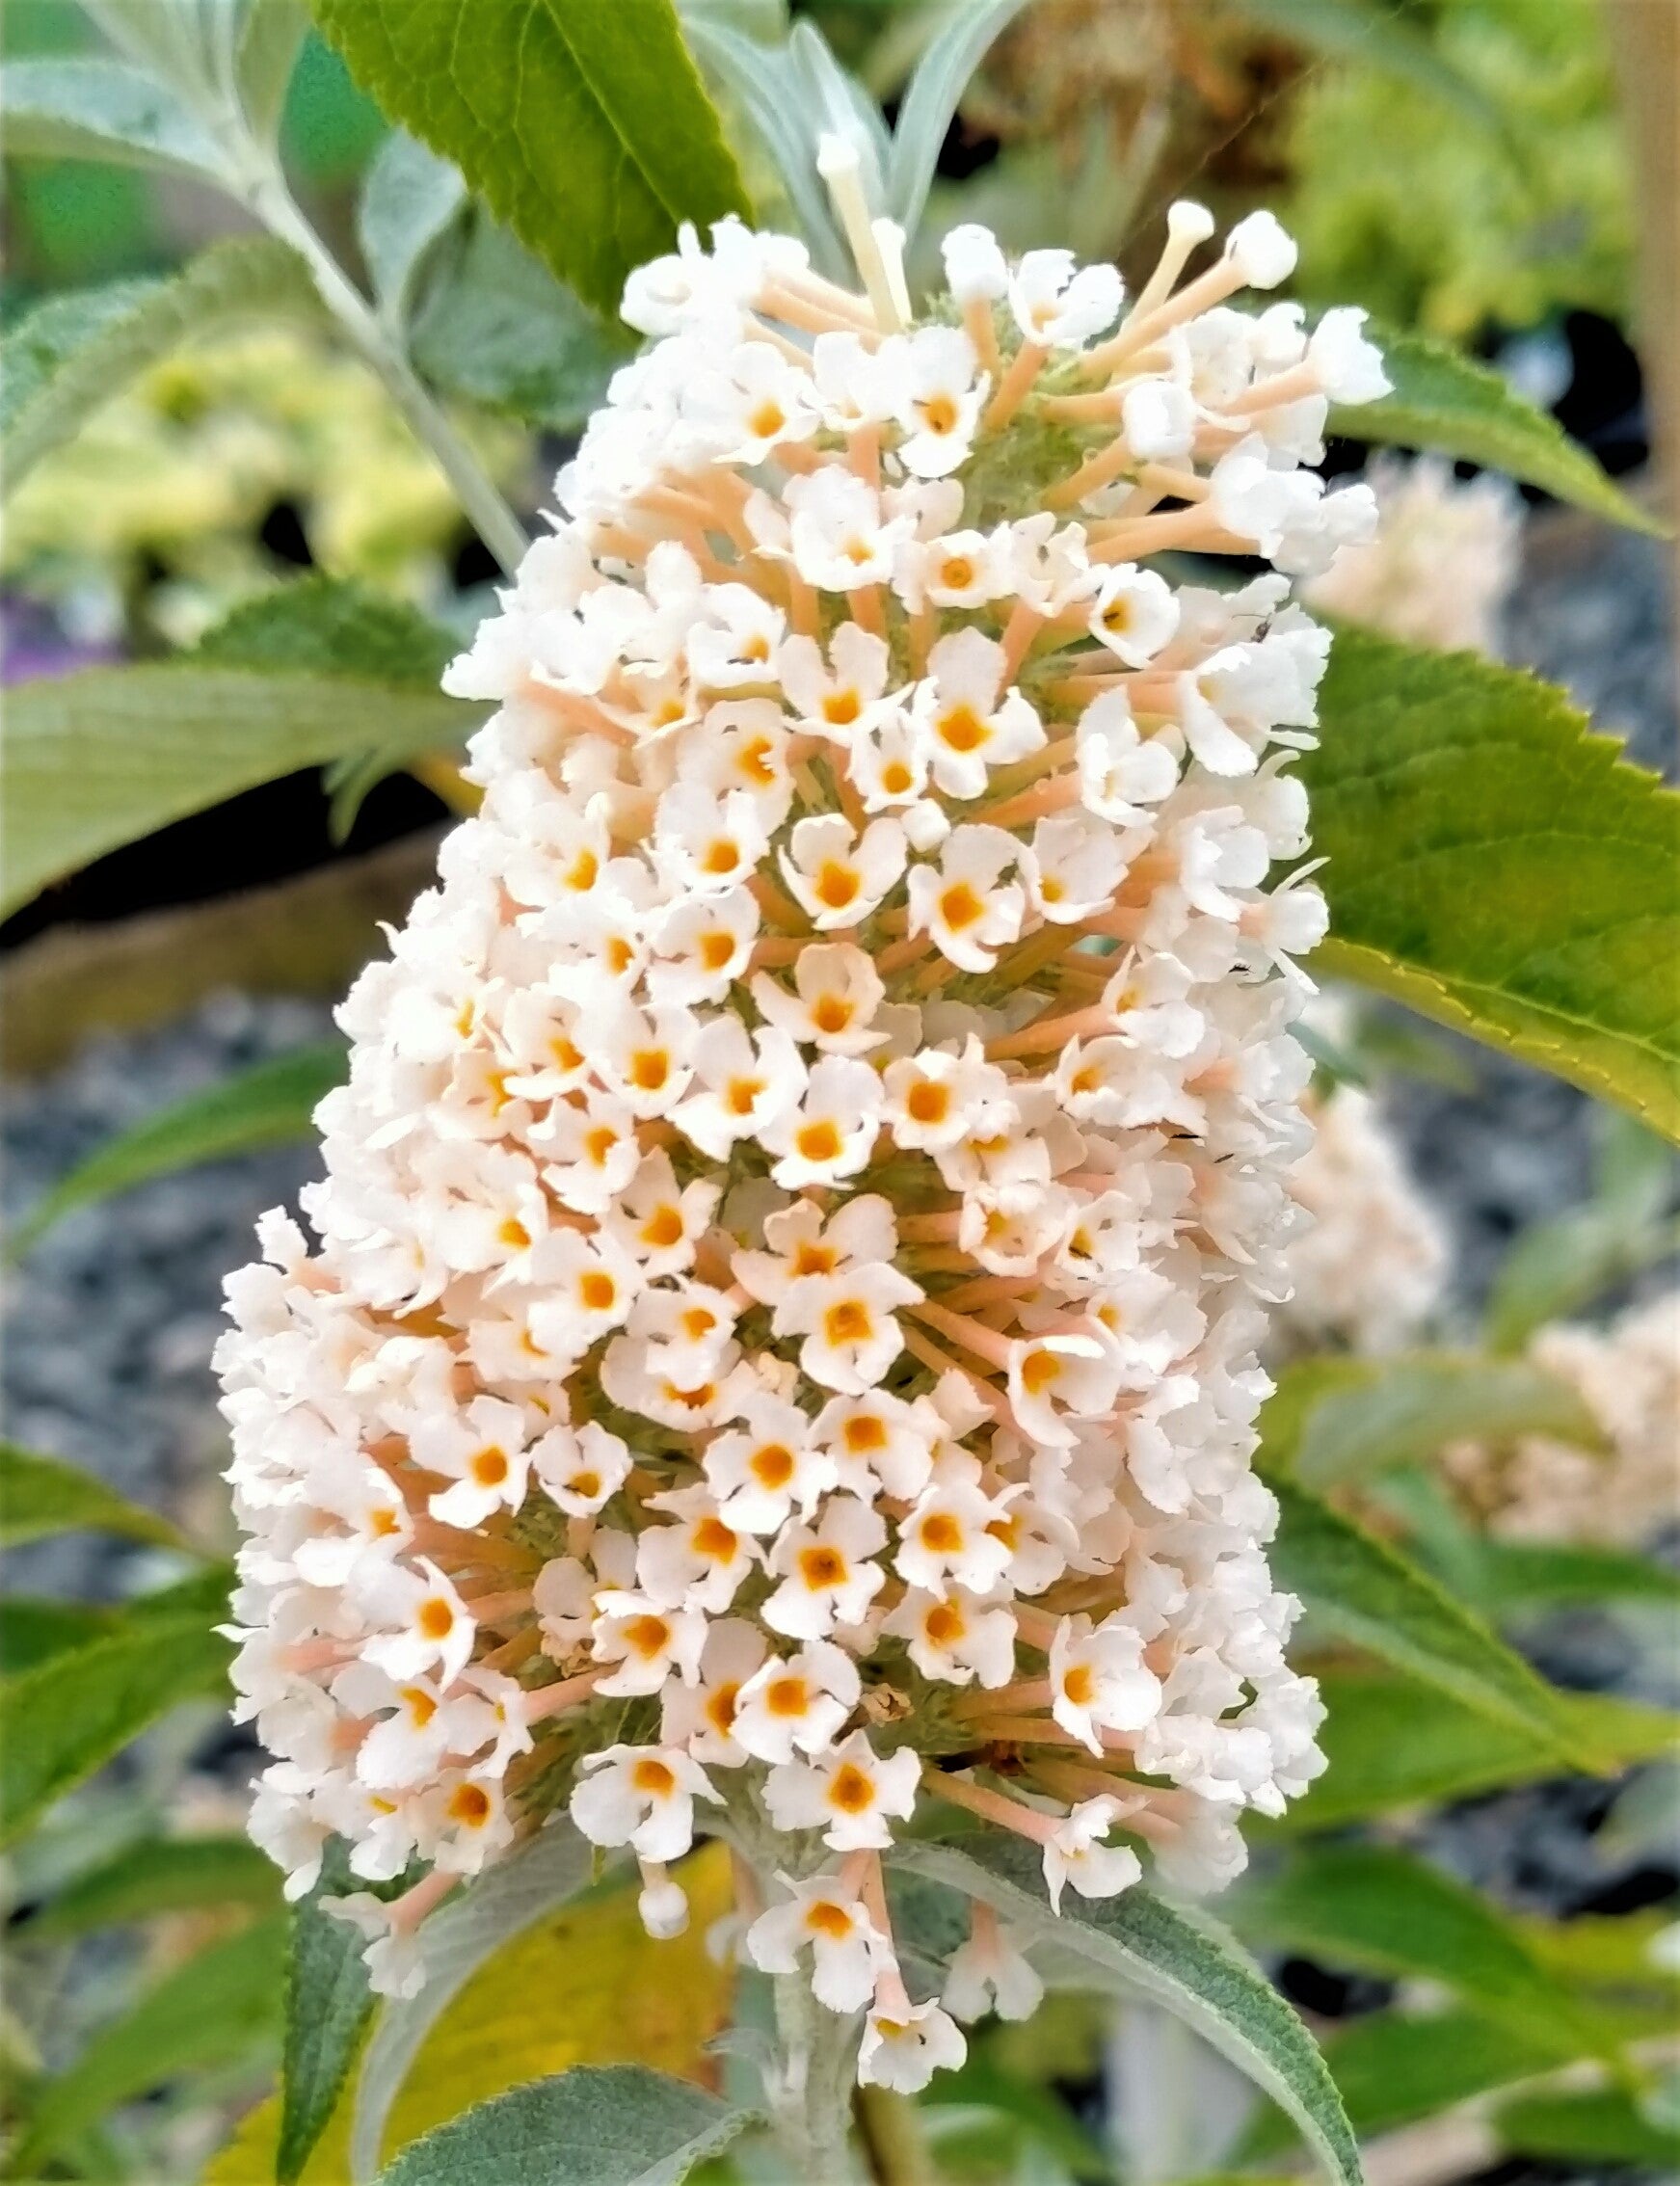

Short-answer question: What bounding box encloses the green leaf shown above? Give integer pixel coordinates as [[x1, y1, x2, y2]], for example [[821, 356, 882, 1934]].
[[0, 1613, 230, 1847], [1484, 1111, 1677, 1350], [377, 2066, 755, 2186], [9, 1914, 287, 2174], [1495, 2086, 1680, 2168], [1240, 2009, 1561, 2156], [2, 582, 474, 917], [1266, 1472, 1596, 1766], [11, 1041, 346, 1260], [358, 128, 467, 328], [0, 1598, 116, 1676], [128, 1560, 237, 1623], [1262, 1349, 1604, 1490], [194, 574, 459, 682], [351, 1818, 597, 2178], [1229, 1845, 1601, 2055], [0, 1441, 188, 1551], [1329, 324, 1665, 535], [1, 240, 323, 498], [308, 0, 751, 321], [1275, 1668, 1678, 1828], [1306, 629, 1680, 1140], [24, 1833, 279, 1941], [1471, 1538, 1680, 1614], [281, 1843, 379, 2186], [411, 215, 637, 434], [893, 1830, 1361, 2186], [1, 55, 234, 179]]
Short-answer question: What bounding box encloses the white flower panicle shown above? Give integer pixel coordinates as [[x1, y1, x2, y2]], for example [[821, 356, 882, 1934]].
[[1443, 1291, 1680, 1548], [1303, 453, 1522, 657], [1280, 1080, 1448, 1354], [218, 195, 1380, 2088]]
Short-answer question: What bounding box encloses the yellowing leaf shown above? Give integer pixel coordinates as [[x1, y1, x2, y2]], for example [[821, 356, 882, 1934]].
[[205, 1848, 733, 2185], [389, 1847, 733, 2154]]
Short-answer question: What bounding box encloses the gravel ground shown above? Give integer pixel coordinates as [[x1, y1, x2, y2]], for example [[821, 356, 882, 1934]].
[[2, 991, 332, 1600]]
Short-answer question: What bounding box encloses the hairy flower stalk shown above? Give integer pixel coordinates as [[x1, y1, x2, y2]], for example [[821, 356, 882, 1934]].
[[217, 177, 1387, 2132]]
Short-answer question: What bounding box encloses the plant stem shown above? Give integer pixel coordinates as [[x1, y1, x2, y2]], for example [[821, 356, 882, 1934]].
[[766, 1967, 864, 2183], [239, 167, 530, 578], [853, 2085, 934, 2186]]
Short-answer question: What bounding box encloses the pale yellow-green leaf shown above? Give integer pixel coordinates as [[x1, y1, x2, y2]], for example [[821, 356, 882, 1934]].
[[204, 1846, 733, 2184]]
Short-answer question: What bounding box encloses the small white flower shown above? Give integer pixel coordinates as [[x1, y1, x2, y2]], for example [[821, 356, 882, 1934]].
[[638, 1867, 690, 1939], [785, 470, 912, 593], [780, 813, 907, 930], [763, 1730, 920, 1850], [1225, 209, 1297, 288], [653, 781, 772, 895], [778, 624, 894, 742], [943, 1912, 1044, 2023], [1028, 814, 1131, 925], [360, 1560, 476, 1688], [813, 1389, 939, 1502], [893, 326, 987, 477], [848, 706, 931, 813], [1305, 306, 1389, 405], [660, 1616, 770, 1765], [762, 1496, 889, 1640], [591, 1589, 709, 1696], [858, 2000, 968, 2092], [774, 1256, 924, 1396], [530, 1420, 632, 1517], [705, 1394, 834, 1535], [1008, 249, 1124, 349], [746, 1875, 888, 2013], [883, 1586, 1017, 1687], [732, 1639, 861, 1763], [882, 1037, 1012, 1154], [639, 1483, 759, 1613], [570, 1743, 720, 1863], [411, 1396, 532, 1530], [751, 943, 889, 1055], [1042, 1796, 1143, 1913], [907, 824, 1029, 973], [941, 223, 1009, 304], [1089, 563, 1181, 667], [913, 629, 1045, 801], [600, 1152, 720, 1276], [686, 581, 787, 688], [898, 526, 1015, 613], [323, 1893, 427, 2000], [1049, 1613, 1162, 1751], [1076, 691, 1180, 823], [1007, 1332, 1123, 1449], [672, 1018, 806, 1160], [760, 1055, 886, 1189]]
